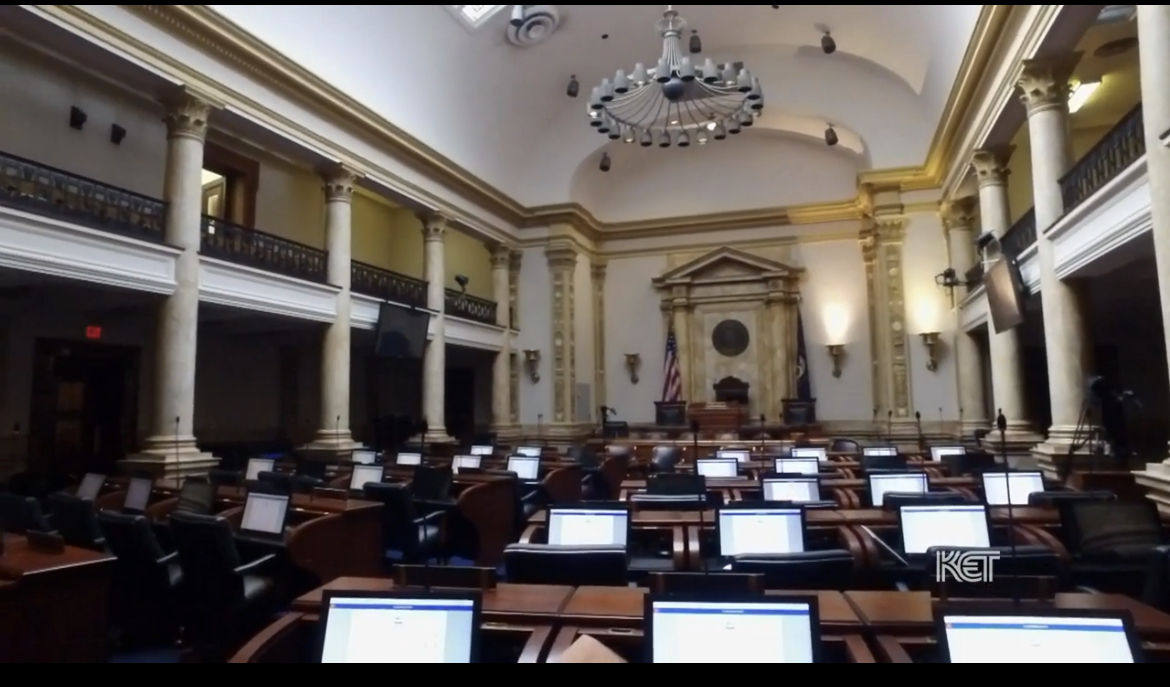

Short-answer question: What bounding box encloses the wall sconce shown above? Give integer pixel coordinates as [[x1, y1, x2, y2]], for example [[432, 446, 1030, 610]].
[[522, 349, 541, 383], [920, 332, 941, 372], [826, 344, 845, 378], [624, 353, 642, 384]]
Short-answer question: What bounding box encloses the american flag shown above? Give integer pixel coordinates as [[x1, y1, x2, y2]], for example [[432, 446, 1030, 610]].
[[662, 328, 683, 402]]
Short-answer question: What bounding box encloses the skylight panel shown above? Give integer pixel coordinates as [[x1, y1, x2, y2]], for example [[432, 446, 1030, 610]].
[[449, 5, 505, 29]]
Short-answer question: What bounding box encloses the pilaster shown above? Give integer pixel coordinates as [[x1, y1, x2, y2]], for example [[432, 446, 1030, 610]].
[[860, 213, 914, 432], [591, 260, 608, 413], [546, 242, 578, 425], [508, 249, 522, 330], [491, 245, 513, 431]]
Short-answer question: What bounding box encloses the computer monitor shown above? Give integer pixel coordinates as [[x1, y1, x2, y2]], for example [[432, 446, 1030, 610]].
[[868, 471, 928, 507], [123, 477, 153, 513], [646, 595, 820, 663], [349, 465, 384, 492], [762, 476, 821, 503], [930, 446, 966, 461], [773, 457, 819, 476], [790, 447, 827, 461], [696, 458, 738, 479], [240, 492, 290, 536], [716, 449, 751, 463], [899, 503, 990, 555], [506, 455, 540, 481], [245, 458, 275, 481], [717, 506, 805, 556], [396, 452, 422, 466], [547, 504, 630, 547], [981, 471, 1045, 506], [76, 473, 106, 501], [453, 455, 481, 470], [351, 450, 377, 465], [937, 609, 1142, 663], [177, 479, 216, 515], [863, 447, 897, 457], [470, 445, 494, 456], [515, 446, 541, 457], [319, 591, 480, 663]]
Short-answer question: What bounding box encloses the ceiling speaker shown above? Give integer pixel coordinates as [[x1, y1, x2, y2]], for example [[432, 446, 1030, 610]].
[[507, 5, 560, 47]]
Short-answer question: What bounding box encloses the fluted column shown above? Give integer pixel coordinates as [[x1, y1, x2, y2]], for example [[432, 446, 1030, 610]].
[[860, 218, 914, 429], [125, 91, 218, 476], [943, 197, 988, 432], [1019, 55, 1093, 451], [490, 245, 512, 432], [546, 243, 578, 427], [421, 213, 451, 443], [310, 164, 359, 449]]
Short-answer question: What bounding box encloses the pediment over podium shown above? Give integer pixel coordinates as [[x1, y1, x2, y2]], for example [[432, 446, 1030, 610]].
[[652, 247, 802, 288]]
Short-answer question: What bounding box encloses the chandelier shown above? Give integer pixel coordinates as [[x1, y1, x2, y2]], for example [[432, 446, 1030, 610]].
[[587, 6, 763, 148]]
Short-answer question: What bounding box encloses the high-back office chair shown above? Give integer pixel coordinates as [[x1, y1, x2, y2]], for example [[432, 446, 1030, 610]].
[[362, 482, 444, 565], [47, 492, 105, 551], [98, 510, 182, 641], [829, 438, 861, 453], [1029, 490, 1115, 507], [254, 470, 293, 496], [942, 451, 996, 476], [883, 491, 969, 509], [732, 550, 855, 590], [650, 446, 682, 473], [503, 543, 628, 586], [412, 464, 453, 502], [650, 572, 762, 595], [175, 478, 216, 516], [0, 493, 52, 534], [860, 453, 908, 471], [292, 474, 327, 494], [648, 472, 705, 496], [208, 469, 242, 488]]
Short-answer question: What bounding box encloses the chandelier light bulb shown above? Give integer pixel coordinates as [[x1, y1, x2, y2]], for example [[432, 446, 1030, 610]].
[[613, 70, 629, 94], [640, 130, 653, 147], [701, 58, 718, 84], [677, 131, 691, 147], [679, 57, 695, 82], [728, 120, 742, 135], [713, 123, 727, 140]]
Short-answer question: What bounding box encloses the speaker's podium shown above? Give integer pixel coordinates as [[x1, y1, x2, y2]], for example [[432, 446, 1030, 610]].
[[654, 402, 687, 427], [687, 402, 747, 433]]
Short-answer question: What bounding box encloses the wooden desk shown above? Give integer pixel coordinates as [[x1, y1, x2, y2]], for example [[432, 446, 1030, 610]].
[[0, 534, 115, 662], [529, 507, 1057, 528]]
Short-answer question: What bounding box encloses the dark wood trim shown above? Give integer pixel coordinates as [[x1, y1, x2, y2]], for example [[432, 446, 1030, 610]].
[[202, 140, 259, 228]]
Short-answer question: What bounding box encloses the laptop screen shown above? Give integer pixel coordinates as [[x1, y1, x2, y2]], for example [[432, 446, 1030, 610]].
[[548, 507, 629, 547], [763, 477, 820, 503], [349, 465, 384, 492], [982, 471, 1045, 506], [453, 455, 481, 470], [77, 473, 106, 501], [718, 507, 804, 556], [506, 455, 540, 480], [351, 450, 377, 465], [320, 594, 478, 663], [241, 492, 290, 535], [396, 452, 422, 466], [930, 446, 966, 461], [900, 504, 990, 554], [940, 613, 1138, 663], [790, 447, 826, 461], [696, 458, 738, 478], [863, 447, 897, 457], [716, 449, 751, 463], [774, 457, 819, 475], [648, 598, 817, 663], [470, 445, 494, 456], [868, 472, 928, 506], [123, 477, 153, 513], [245, 458, 275, 481], [515, 446, 541, 457]]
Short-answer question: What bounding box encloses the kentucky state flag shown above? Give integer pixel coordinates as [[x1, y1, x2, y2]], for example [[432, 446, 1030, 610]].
[[796, 310, 812, 401]]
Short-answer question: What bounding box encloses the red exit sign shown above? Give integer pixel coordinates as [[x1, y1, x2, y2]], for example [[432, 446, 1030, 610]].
[[85, 326, 102, 340]]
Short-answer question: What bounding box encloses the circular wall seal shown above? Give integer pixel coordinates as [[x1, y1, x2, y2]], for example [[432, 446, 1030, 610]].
[[711, 319, 750, 357]]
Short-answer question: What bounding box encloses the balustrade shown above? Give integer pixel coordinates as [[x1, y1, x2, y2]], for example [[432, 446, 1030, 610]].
[[351, 260, 428, 308], [200, 215, 327, 283], [445, 288, 498, 326]]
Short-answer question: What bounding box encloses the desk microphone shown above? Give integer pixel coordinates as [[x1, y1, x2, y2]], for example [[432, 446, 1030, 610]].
[[958, 407, 964, 442], [537, 413, 545, 447], [759, 414, 767, 455], [886, 410, 893, 444], [915, 411, 925, 453], [996, 409, 1021, 608], [690, 419, 709, 578], [859, 525, 911, 568], [173, 416, 180, 474]]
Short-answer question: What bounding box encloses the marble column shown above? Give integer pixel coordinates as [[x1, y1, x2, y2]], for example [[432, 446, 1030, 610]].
[[591, 260, 608, 415], [421, 213, 452, 443], [124, 91, 218, 476], [490, 245, 512, 432], [942, 197, 988, 432], [860, 217, 914, 432], [1019, 55, 1094, 456], [309, 164, 359, 450], [508, 250, 522, 427], [546, 243, 578, 428]]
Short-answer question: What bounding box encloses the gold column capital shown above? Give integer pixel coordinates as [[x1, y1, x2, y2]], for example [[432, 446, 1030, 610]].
[[971, 145, 1016, 187], [942, 196, 979, 233], [1018, 53, 1082, 115]]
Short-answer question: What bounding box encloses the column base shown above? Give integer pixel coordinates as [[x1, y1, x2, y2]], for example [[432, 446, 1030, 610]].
[[1030, 424, 1108, 481], [122, 435, 219, 479], [422, 430, 456, 445], [980, 425, 1045, 470], [960, 419, 991, 437], [301, 430, 362, 458], [491, 424, 522, 443], [1133, 462, 1170, 516]]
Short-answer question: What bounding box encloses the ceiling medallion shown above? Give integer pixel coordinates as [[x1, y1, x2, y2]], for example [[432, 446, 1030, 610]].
[[586, 5, 763, 148]]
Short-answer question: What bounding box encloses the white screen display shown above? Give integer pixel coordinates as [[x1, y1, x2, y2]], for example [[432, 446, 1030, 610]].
[[507, 456, 540, 480], [515, 446, 541, 457], [470, 445, 494, 456], [790, 447, 826, 461], [548, 508, 628, 547], [716, 450, 751, 463], [245, 458, 275, 481], [931, 446, 966, 461], [123, 477, 153, 512], [718, 508, 804, 556], [982, 472, 1045, 506], [349, 465, 384, 492], [697, 459, 738, 478], [763, 478, 820, 503], [943, 615, 1135, 663], [453, 455, 481, 470], [774, 458, 819, 475], [900, 504, 990, 554], [321, 596, 475, 663], [241, 493, 289, 535], [77, 473, 106, 501], [651, 600, 815, 663], [869, 473, 928, 506], [863, 447, 897, 457], [397, 453, 422, 466], [351, 450, 376, 465]]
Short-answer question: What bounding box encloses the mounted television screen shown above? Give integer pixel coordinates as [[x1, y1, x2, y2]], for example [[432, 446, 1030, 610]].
[[986, 258, 1025, 334], [375, 303, 428, 358]]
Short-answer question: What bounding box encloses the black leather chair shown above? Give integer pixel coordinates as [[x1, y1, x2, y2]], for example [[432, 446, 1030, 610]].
[[883, 491, 969, 510], [829, 438, 861, 453], [503, 543, 628, 586], [942, 451, 996, 476], [47, 492, 105, 551], [254, 470, 293, 496], [1029, 490, 1115, 507], [861, 453, 908, 471], [412, 465, 455, 506], [1057, 498, 1164, 596], [0, 493, 52, 534], [208, 469, 242, 488], [650, 446, 682, 473], [175, 478, 216, 516], [292, 474, 327, 494], [362, 482, 444, 564], [629, 493, 707, 511], [732, 549, 855, 590], [98, 510, 182, 642], [650, 572, 762, 594]]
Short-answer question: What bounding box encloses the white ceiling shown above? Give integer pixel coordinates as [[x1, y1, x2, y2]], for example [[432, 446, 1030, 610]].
[[208, 5, 983, 215]]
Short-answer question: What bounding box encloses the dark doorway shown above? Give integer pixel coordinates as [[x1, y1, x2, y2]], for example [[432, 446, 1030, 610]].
[[445, 366, 475, 445], [28, 339, 139, 476]]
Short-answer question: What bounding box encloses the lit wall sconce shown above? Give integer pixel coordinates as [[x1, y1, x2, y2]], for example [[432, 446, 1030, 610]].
[[920, 332, 941, 372], [522, 349, 541, 383], [624, 353, 642, 384], [826, 344, 845, 378]]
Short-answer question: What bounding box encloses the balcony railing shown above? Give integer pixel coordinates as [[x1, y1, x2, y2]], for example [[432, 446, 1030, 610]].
[[200, 215, 327, 283], [351, 261, 428, 308], [1060, 104, 1144, 213], [445, 289, 498, 326], [964, 261, 985, 291], [0, 151, 165, 242], [1001, 207, 1036, 259]]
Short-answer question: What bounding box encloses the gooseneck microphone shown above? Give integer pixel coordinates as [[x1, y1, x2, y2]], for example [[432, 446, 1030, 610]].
[[915, 411, 925, 452], [173, 416, 180, 480], [886, 410, 893, 444], [996, 408, 1020, 608], [690, 419, 709, 578], [759, 413, 767, 454]]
